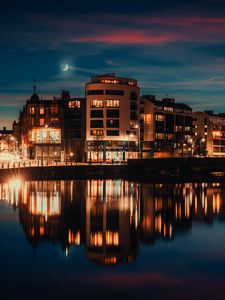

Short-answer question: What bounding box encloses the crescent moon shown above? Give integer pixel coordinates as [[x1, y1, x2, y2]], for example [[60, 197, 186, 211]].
[[62, 64, 69, 71]]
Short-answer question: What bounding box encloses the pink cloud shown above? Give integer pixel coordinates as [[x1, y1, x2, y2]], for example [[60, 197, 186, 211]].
[[69, 29, 180, 45]]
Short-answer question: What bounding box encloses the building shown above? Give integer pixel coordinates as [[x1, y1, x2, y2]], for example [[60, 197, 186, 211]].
[[193, 111, 225, 156], [85, 74, 140, 162], [60, 91, 86, 162], [18, 88, 86, 163], [0, 126, 17, 153], [141, 95, 193, 158], [19, 90, 63, 163]]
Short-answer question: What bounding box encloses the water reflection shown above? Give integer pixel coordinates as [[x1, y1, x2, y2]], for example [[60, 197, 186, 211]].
[[0, 179, 225, 265]]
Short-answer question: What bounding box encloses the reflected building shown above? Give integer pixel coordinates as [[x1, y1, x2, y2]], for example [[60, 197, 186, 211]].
[[1, 179, 225, 265], [86, 180, 139, 264]]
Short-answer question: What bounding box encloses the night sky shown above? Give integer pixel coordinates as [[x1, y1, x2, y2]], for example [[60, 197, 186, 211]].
[[1, 0, 225, 128]]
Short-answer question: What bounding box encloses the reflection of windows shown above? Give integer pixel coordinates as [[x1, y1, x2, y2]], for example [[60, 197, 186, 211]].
[[106, 99, 119, 107], [90, 100, 104, 108], [68, 100, 80, 108], [106, 231, 119, 246], [40, 118, 44, 126], [90, 232, 103, 246]]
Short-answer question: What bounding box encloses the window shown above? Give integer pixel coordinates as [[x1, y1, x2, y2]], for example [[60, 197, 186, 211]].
[[39, 107, 45, 115], [90, 120, 104, 128], [68, 100, 80, 108], [105, 90, 124, 96], [87, 90, 104, 95], [130, 120, 138, 128], [130, 92, 138, 101], [106, 99, 119, 107], [164, 107, 173, 112], [156, 114, 164, 121], [156, 133, 164, 139], [144, 114, 152, 124], [130, 111, 138, 120], [130, 102, 138, 110], [40, 118, 45, 126], [29, 106, 35, 115], [128, 81, 134, 85], [100, 79, 119, 84], [30, 118, 34, 127], [106, 109, 119, 118], [107, 119, 119, 128], [106, 130, 120, 136], [90, 100, 104, 108], [90, 110, 104, 118], [51, 106, 59, 115], [90, 129, 104, 136]]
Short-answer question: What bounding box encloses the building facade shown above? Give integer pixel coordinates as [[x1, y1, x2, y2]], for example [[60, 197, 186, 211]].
[[141, 95, 193, 158], [60, 91, 86, 162], [193, 111, 225, 156], [85, 74, 140, 162], [0, 127, 16, 153], [19, 92, 63, 163]]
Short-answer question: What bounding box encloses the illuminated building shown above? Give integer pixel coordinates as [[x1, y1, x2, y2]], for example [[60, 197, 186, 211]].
[[19, 89, 63, 162], [193, 111, 225, 157], [60, 91, 86, 162], [18, 89, 86, 163], [141, 95, 193, 157], [0, 126, 17, 153], [85, 74, 140, 162], [85, 180, 139, 264]]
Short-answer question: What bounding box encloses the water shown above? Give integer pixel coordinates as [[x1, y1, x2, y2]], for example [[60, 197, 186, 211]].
[[0, 179, 225, 299]]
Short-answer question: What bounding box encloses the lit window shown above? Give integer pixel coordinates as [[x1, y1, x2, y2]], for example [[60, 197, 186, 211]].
[[29, 107, 35, 115], [68, 100, 80, 108], [39, 107, 45, 115], [40, 118, 45, 126], [156, 133, 164, 139], [155, 114, 164, 121], [90, 100, 104, 108], [106, 231, 119, 246], [90, 129, 104, 136], [164, 107, 173, 112], [51, 106, 59, 115], [128, 81, 134, 85], [106, 99, 119, 107], [100, 79, 119, 84]]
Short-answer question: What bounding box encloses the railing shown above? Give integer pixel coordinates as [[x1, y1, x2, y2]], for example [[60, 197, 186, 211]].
[[0, 160, 125, 169]]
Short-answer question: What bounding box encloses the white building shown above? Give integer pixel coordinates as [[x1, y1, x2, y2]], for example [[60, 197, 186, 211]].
[[85, 74, 140, 162]]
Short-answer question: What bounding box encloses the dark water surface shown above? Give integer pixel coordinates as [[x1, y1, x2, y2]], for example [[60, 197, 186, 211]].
[[0, 179, 225, 299]]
